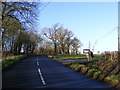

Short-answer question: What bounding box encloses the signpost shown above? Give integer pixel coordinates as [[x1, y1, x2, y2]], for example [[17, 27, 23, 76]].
[[83, 49, 91, 61]]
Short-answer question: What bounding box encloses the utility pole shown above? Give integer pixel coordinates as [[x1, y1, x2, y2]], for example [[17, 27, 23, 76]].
[[89, 41, 90, 50]]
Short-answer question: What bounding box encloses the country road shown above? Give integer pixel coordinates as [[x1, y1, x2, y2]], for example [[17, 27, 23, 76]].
[[2, 55, 113, 88]]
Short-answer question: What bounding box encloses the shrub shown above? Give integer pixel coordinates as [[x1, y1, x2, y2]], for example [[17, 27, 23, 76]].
[[93, 71, 102, 80], [48, 55, 54, 58], [80, 66, 89, 75], [104, 75, 120, 87], [97, 72, 108, 81], [86, 69, 98, 77]]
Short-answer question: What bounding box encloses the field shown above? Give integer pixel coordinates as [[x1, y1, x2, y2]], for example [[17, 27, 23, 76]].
[[50, 55, 86, 59], [49, 54, 103, 59]]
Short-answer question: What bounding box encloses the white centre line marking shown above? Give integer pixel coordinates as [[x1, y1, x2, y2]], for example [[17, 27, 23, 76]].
[[38, 68, 46, 85], [37, 61, 39, 66]]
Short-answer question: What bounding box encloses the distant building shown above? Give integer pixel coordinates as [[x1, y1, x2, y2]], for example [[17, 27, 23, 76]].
[[83, 49, 90, 54]]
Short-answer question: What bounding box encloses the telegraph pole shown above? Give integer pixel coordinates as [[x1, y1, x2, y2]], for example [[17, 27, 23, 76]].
[[89, 41, 90, 50]]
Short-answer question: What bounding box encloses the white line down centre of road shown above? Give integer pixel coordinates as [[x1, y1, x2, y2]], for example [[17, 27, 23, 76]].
[[37, 61, 39, 66], [36, 61, 46, 85], [38, 68, 46, 85]]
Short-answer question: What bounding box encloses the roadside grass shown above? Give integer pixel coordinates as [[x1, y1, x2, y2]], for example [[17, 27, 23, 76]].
[[49, 55, 87, 59], [93, 54, 103, 59], [67, 60, 120, 88], [48, 54, 103, 59], [2, 55, 30, 70]]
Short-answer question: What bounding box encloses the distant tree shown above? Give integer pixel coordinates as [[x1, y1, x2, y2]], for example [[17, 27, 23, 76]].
[[57, 28, 68, 54], [71, 37, 82, 55], [42, 23, 82, 55], [44, 40, 54, 55], [42, 23, 62, 55], [20, 31, 42, 54], [65, 31, 74, 55]]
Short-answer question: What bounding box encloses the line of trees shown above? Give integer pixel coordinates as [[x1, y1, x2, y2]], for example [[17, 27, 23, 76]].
[[1, 2, 42, 57], [40, 23, 82, 55], [1, 2, 82, 58]]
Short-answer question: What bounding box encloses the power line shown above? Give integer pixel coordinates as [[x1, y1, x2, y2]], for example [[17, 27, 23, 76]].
[[38, 0, 52, 32], [91, 27, 117, 52], [39, 0, 52, 13], [97, 27, 117, 41]]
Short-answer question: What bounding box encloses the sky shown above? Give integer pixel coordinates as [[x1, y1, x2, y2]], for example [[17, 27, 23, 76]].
[[37, 2, 118, 54]]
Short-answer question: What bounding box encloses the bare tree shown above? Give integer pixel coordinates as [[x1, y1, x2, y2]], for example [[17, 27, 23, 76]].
[[42, 23, 62, 55], [65, 31, 74, 55], [71, 37, 82, 55], [20, 31, 42, 54], [57, 28, 68, 54], [42, 23, 82, 55], [2, 2, 40, 56]]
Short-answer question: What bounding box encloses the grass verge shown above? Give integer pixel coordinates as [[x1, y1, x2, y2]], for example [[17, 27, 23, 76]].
[[67, 60, 120, 88], [48, 55, 86, 59], [2, 55, 30, 70]]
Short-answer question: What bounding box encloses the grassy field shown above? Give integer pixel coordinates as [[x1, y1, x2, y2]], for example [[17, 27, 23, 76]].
[[93, 54, 103, 59], [49, 54, 103, 59], [50, 55, 87, 59]]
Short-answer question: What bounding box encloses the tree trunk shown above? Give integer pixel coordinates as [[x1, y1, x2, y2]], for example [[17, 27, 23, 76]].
[[67, 45, 70, 55], [18, 43, 22, 54], [61, 44, 65, 55], [54, 43, 57, 55]]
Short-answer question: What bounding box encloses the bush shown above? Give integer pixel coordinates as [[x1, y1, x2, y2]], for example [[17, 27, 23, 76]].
[[93, 71, 102, 80], [80, 66, 89, 75], [48, 55, 54, 58], [104, 75, 120, 87], [86, 69, 98, 77]]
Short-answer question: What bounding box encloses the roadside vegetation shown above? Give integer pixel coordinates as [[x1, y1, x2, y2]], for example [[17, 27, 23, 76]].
[[67, 59, 120, 88], [49, 55, 86, 59], [2, 55, 30, 70], [48, 54, 103, 59]]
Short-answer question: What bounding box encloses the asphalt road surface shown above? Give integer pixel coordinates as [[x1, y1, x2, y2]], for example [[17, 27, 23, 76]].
[[2, 55, 113, 88]]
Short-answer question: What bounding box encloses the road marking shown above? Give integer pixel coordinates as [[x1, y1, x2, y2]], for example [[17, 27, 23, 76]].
[[38, 68, 46, 85], [37, 61, 39, 66]]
